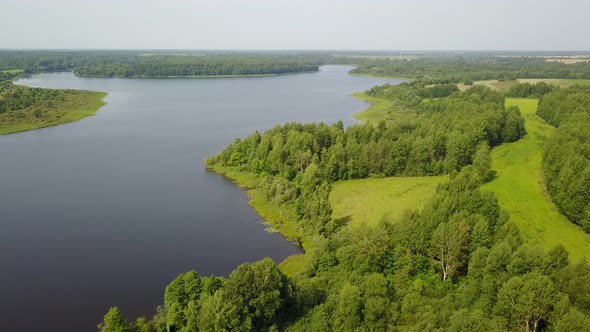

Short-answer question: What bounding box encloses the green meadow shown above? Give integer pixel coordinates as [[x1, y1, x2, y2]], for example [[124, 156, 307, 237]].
[[352, 92, 416, 123], [1, 69, 24, 74], [330, 176, 446, 227], [481, 98, 590, 262]]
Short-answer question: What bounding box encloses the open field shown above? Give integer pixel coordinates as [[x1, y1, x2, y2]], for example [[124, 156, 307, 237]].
[[1, 69, 24, 74], [0, 90, 107, 135], [545, 58, 590, 64], [481, 98, 590, 262], [352, 92, 416, 123], [331, 176, 446, 227]]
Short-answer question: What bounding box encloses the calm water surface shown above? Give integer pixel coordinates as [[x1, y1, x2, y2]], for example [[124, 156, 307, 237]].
[[1, 66, 401, 331]]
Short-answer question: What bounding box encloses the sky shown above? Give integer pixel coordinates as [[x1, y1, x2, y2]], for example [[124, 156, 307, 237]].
[[1, 0, 588, 50]]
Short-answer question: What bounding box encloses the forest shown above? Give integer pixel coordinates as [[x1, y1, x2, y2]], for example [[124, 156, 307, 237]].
[[72, 56, 319, 77], [0, 51, 344, 78], [95, 84, 590, 332], [350, 57, 590, 84], [537, 86, 590, 232]]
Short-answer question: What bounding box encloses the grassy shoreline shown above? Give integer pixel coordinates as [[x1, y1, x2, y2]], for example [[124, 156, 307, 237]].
[[351, 92, 416, 123], [205, 164, 310, 276], [0, 90, 108, 135]]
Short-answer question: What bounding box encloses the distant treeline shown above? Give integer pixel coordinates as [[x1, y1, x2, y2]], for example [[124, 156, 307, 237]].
[[0, 51, 360, 78], [351, 57, 590, 83], [73, 57, 319, 77], [538, 85, 590, 232]]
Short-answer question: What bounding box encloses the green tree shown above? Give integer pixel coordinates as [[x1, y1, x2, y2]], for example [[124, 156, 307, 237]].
[[98, 307, 129, 332], [431, 221, 470, 281], [495, 271, 556, 332]]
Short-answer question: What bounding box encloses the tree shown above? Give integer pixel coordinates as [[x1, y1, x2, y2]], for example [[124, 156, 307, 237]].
[[132, 317, 151, 332], [472, 142, 493, 182], [98, 307, 129, 332], [553, 308, 590, 332], [332, 283, 362, 332], [431, 221, 470, 281], [495, 272, 556, 332]]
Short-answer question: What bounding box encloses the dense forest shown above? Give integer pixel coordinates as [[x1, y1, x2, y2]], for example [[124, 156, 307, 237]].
[[0, 51, 346, 78], [537, 86, 590, 232], [350, 57, 590, 83], [72, 55, 323, 77], [93, 85, 590, 332]]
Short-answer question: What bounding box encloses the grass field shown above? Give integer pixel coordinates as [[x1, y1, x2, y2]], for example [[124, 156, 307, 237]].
[[1, 69, 24, 74], [352, 92, 416, 123], [0, 90, 107, 135], [481, 98, 590, 262], [331, 176, 446, 227]]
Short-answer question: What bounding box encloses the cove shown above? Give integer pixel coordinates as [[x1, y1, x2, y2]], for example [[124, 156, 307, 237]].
[[1, 66, 402, 331]]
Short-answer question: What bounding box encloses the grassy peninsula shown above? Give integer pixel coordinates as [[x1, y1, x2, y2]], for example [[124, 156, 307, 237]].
[[0, 85, 107, 135]]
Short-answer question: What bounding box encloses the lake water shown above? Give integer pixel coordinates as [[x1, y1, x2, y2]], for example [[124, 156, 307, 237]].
[[2, 66, 401, 331]]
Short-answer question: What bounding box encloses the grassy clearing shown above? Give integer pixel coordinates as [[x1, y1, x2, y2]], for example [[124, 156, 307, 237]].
[[1, 69, 24, 74], [481, 98, 590, 262], [352, 92, 416, 123], [0, 90, 107, 135], [331, 176, 446, 227]]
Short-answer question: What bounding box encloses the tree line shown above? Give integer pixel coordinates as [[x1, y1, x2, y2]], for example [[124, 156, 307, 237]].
[[350, 56, 590, 84], [73, 59, 319, 78], [0, 51, 353, 78], [537, 85, 590, 232]]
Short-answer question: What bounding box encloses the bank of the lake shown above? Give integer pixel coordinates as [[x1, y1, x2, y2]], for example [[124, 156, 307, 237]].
[[0, 89, 107, 135]]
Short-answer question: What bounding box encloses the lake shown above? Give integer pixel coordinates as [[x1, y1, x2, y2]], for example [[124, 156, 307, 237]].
[[1, 66, 401, 331]]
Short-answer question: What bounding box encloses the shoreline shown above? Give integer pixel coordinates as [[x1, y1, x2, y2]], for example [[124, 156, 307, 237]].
[[204, 88, 381, 275], [205, 164, 310, 276], [351, 91, 397, 123], [73, 69, 320, 79], [0, 90, 108, 135]]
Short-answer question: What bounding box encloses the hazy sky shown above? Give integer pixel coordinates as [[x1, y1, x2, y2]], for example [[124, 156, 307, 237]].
[[1, 0, 588, 50]]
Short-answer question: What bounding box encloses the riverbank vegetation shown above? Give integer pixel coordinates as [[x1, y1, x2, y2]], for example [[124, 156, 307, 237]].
[[0, 82, 106, 134]]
